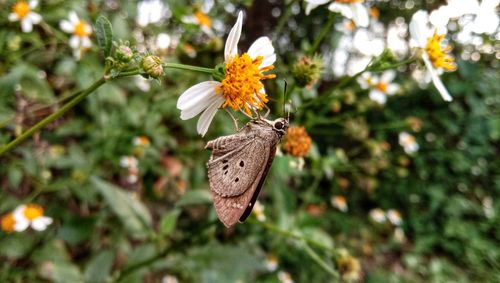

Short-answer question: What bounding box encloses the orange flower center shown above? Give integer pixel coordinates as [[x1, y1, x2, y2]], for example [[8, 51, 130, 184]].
[[401, 135, 415, 146], [217, 53, 275, 115], [13, 1, 30, 19], [74, 20, 90, 37], [1, 213, 16, 233], [336, 0, 363, 3], [375, 82, 388, 92], [195, 10, 212, 28], [135, 136, 150, 146], [23, 204, 44, 220], [426, 31, 456, 72]]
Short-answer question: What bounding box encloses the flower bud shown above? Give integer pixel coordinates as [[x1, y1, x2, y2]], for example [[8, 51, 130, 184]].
[[141, 55, 164, 78], [116, 45, 134, 63], [291, 56, 323, 88]]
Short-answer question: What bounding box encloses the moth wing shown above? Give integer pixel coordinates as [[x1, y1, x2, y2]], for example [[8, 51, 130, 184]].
[[207, 138, 268, 197]]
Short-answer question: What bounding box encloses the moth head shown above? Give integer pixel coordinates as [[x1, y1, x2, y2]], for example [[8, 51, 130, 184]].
[[272, 117, 289, 137]]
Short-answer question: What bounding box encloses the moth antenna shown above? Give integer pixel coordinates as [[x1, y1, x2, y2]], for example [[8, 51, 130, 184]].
[[287, 99, 292, 123], [283, 80, 288, 118]]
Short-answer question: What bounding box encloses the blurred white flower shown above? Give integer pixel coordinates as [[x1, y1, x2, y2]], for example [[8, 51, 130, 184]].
[[278, 271, 294, 283], [120, 156, 139, 169], [305, 0, 369, 27], [182, 8, 214, 36], [176, 11, 276, 136], [386, 209, 402, 226], [60, 12, 92, 60], [133, 136, 151, 147], [137, 0, 169, 27], [399, 132, 419, 154], [252, 201, 266, 222], [353, 29, 385, 57], [371, 71, 400, 104], [156, 33, 171, 50], [135, 76, 151, 92], [369, 208, 386, 223], [12, 204, 53, 232], [472, 0, 500, 34], [394, 227, 406, 242], [409, 10, 456, 101], [387, 21, 409, 58], [265, 255, 279, 272], [331, 195, 348, 212], [126, 169, 139, 184], [8, 0, 42, 33], [162, 275, 179, 283], [289, 157, 305, 171]]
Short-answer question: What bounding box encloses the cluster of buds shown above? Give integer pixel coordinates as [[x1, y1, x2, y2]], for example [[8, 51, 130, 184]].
[[291, 55, 323, 88]]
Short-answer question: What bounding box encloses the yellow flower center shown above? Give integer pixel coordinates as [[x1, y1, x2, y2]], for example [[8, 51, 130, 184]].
[[1, 213, 16, 233], [336, 0, 363, 3], [283, 126, 312, 157], [74, 20, 90, 37], [195, 10, 212, 28], [23, 204, 44, 220], [375, 82, 388, 92], [425, 31, 457, 72], [401, 135, 415, 146], [13, 1, 30, 19], [217, 53, 275, 115]]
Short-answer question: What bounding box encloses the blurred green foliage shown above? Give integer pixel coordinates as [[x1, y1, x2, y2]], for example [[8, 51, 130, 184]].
[[1, 0, 499, 282]]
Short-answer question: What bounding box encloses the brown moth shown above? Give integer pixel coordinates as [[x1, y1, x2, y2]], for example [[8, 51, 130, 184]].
[[205, 117, 289, 227]]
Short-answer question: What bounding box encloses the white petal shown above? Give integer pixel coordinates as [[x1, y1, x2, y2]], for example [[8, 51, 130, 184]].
[[351, 3, 369, 28], [73, 48, 82, 60], [409, 10, 430, 48], [177, 81, 221, 110], [31, 217, 53, 231], [180, 91, 221, 120], [28, 12, 42, 24], [12, 205, 27, 221], [197, 97, 225, 136], [8, 13, 19, 22], [381, 70, 396, 83], [69, 11, 80, 25], [369, 90, 387, 104], [386, 83, 400, 95], [81, 37, 92, 48], [21, 18, 33, 33], [422, 54, 453, 101], [84, 24, 92, 35], [247, 37, 276, 68], [60, 20, 74, 33], [328, 3, 353, 20], [69, 36, 80, 49], [224, 11, 243, 61], [304, 0, 330, 15], [29, 0, 39, 9], [14, 219, 30, 232]]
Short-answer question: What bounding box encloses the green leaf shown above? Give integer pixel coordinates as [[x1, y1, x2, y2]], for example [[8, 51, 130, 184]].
[[84, 250, 114, 283], [159, 208, 181, 236], [94, 16, 113, 57], [90, 176, 152, 239], [49, 262, 85, 283], [175, 190, 212, 207]]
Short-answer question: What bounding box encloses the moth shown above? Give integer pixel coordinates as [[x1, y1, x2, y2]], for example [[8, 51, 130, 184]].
[[205, 117, 289, 227]]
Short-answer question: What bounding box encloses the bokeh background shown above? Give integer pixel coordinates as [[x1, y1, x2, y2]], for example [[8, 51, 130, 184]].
[[0, 0, 499, 282]]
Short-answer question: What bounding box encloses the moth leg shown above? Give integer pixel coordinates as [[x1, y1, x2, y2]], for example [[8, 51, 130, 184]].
[[224, 108, 240, 131], [237, 104, 254, 119], [262, 103, 271, 118]]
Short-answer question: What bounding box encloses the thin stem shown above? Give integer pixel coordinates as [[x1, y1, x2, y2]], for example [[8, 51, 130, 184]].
[[0, 77, 106, 156], [274, 0, 296, 41], [302, 242, 340, 279], [308, 13, 336, 55], [163, 63, 213, 74]]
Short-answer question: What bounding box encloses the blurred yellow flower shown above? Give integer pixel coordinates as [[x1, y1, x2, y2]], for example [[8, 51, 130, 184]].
[[1, 213, 16, 233]]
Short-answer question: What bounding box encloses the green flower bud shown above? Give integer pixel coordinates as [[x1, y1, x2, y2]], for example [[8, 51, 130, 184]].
[[141, 55, 164, 78], [291, 56, 323, 88], [116, 45, 134, 63]]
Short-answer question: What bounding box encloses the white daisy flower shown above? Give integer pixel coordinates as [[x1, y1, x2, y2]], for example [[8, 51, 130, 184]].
[[120, 156, 139, 169], [8, 0, 42, 33], [60, 11, 92, 60], [265, 255, 279, 272], [12, 204, 53, 232], [133, 136, 151, 147], [369, 70, 399, 105], [176, 11, 276, 136], [369, 208, 386, 223], [331, 195, 348, 212], [386, 209, 402, 226], [252, 201, 267, 222], [304, 0, 369, 28], [136, 0, 168, 27], [182, 8, 214, 36], [409, 10, 456, 102], [399, 132, 419, 154], [278, 271, 294, 283]]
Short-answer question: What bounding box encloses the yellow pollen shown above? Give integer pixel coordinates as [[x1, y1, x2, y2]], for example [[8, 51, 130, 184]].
[[375, 82, 388, 92], [426, 31, 457, 72], [74, 20, 90, 37], [336, 0, 364, 3], [217, 53, 275, 115], [1, 213, 16, 233], [13, 1, 30, 19], [195, 10, 212, 28], [23, 204, 44, 220]]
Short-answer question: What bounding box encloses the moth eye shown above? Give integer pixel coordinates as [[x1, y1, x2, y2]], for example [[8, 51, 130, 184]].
[[235, 177, 239, 183], [239, 161, 244, 167], [274, 121, 284, 129]]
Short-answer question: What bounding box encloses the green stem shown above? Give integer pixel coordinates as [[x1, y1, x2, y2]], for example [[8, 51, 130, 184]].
[[302, 243, 340, 279], [163, 63, 213, 74], [274, 0, 296, 41], [308, 13, 336, 55], [0, 77, 106, 156]]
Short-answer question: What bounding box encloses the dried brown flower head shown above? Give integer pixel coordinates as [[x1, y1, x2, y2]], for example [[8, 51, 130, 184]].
[[283, 126, 312, 157]]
